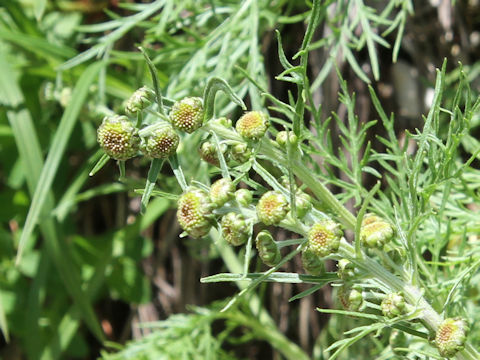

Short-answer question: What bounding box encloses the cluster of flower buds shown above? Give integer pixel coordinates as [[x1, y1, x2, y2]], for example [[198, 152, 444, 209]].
[[381, 292, 407, 318], [97, 89, 207, 162], [275, 130, 298, 147], [435, 317, 469, 358], [360, 213, 394, 248], [197, 111, 269, 168]]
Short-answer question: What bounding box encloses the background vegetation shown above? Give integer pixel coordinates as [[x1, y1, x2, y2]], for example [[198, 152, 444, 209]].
[[0, 0, 479, 359]]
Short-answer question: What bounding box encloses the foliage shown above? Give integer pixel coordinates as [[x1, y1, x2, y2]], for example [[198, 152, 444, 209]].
[[1, 0, 479, 359]]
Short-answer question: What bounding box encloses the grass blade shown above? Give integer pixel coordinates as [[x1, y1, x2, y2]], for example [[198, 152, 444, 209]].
[[16, 61, 104, 264]]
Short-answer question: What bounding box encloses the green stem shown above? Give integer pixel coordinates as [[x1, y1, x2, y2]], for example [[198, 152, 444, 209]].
[[203, 122, 480, 360]]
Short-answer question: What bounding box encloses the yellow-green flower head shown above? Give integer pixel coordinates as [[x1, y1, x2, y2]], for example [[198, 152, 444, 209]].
[[360, 214, 394, 248], [221, 212, 248, 246], [97, 115, 139, 160], [177, 188, 213, 238], [255, 230, 281, 266], [198, 141, 220, 167], [435, 318, 469, 358], [256, 191, 289, 225], [307, 220, 342, 257], [141, 123, 179, 159], [210, 178, 235, 207], [301, 248, 324, 275], [170, 97, 204, 133], [276, 130, 298, 147], [235, 189, 253, 207], [338, 286, 363, 311], [125, 86, 155, 116], [235, 111, 269, 141], [381, 292, 406, 318]]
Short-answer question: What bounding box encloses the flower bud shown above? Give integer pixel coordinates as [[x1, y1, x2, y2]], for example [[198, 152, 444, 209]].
[[435, 317, 469, 358], [230, 143, 252, 163], [381, 292, 406, 318], [199, 141, 220, 166], [210, 178, 235, 207], [177, 188, 213, 238], [360, 214, 394, 248], [97, 115, 140, 160], [221, 212, 248, 246], [170, 97, 204, 133], [256, 191, 289, 225], [255, 230, 281, 267], [211, 117, 232, 128], [295, 191, 312, 218], [125, 86, 155, 116], [140, 123, 179, 158], [337, 259, 355, 280], [338, 285, 363, 311], [276, 130, 298, 147], [235, 189, 253, 206], [301, 248, 324, 275], [235, 111, 269, 141], [307, 220, 342, 257]]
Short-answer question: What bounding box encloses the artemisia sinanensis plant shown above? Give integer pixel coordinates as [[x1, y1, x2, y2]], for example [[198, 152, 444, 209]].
[[93, 2, 480, 359]]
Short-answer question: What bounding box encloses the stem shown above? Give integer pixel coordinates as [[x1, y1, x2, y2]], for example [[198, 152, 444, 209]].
[[203, 122, 480, 360]]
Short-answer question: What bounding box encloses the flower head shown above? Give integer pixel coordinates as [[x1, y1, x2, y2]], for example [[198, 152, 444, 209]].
[[338, 285, 363, 311], [381, 292, 407, 318], [125, 86, 155, 115], [235, 189, 253, 206], [229, 143, 251, 163], [141, 123, 179, 159], [177, 188, 213, 238], [221, 212, 248, 246], [97, 115, 139, 160], [307, 219, 342, 257], [235, 111, 269, 141], [435, 318, 469, 358], [301, 248, 324, 275], [360, 214, 394, 248], [294, 191, 312, 219], [256, 191, 289, 225], [198, 141, 220, 166], [170, 97, 204, 133], [210, 178, 235, 207], [255, 230, 281, 266], [276, 130, 298, 147]]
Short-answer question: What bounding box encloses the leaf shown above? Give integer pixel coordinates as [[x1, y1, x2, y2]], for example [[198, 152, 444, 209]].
[[0, 52, 105, 342], [16, 61, 104, 264], [141, 158, 164, 213], [34, 0, 47, 21], [201, 272, 337, 284]]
